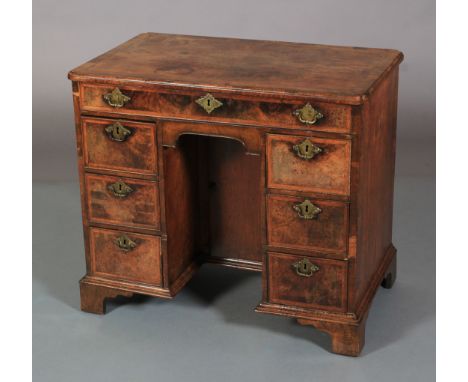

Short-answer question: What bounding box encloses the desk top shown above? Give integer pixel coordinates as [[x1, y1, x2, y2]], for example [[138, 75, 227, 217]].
[[69, 33, 403, 104]]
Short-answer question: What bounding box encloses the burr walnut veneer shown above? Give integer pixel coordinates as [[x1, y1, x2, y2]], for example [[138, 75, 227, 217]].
[[69, 33, 403, 356]]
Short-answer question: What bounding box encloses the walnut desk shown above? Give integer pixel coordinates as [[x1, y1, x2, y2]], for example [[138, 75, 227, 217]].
[[68, 33, 403, 356]]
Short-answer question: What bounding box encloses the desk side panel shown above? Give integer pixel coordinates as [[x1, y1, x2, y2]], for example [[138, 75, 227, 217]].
[[163, 137, 202, 285], [72, 81, 92, 274], [351, 67, 400, 310]]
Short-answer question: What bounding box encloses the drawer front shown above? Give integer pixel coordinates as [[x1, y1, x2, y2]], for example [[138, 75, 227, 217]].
[[85, 174, 160, 230], [267, 252, 347, 312], [89, 227, 162, 285], [267, 194, 348, 255], [82, 117, 157, 175], [80, 84, 351, 133], [267, 134, 351, 196]]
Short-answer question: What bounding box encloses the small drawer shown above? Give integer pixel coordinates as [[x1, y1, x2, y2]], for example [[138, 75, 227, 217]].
[[267, 194, 348, 255], [267, 134, 351, 196], [82, 117, 157, 175], [80, 84, 351, 133], [89, 227, 162, 285], [267, 252, 347, 312], [85, 174, 160, 230]]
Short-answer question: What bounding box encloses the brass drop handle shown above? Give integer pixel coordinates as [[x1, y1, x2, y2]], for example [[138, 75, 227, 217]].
[[293, 103, 324, 125], [293, 199, 322, 220], [293, 139, 323, 160], [107, 181, 133, 198], [105, 122, 132, 142], [195, 93, 223, 114], [115, 235, 137, 251], [292, 258, 319, 277], [103, 87, 131, 108]]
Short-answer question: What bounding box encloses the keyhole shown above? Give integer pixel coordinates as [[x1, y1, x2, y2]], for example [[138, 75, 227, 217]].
[[123, 238, 127, 246], [118, 183, 122, 191], [302, 263, 307, 272], [305, 205, 309, 213], [207, 99, 211, 107], [305, 144, 309, 153]]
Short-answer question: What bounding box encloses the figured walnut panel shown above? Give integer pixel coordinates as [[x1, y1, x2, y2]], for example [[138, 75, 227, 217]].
[[161, 120, 263, 155], [206, 137, 263, 263], [267, 252, 347, 312], [89, 227, 162, 285], [70, 33, 403, 104], [85, 173, 160, 230], [267, 134, 351, 196], [267, 194, 348, 255], [82, 117, 157, 175], [68, 32, 404, 356], [353, 67, 400, 307], [163, 136, 202, 284], [80, 84, 351, 134]]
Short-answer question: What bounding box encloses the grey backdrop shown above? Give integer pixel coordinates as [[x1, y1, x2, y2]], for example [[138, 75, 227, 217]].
[[33, 0, 435, 180], [33, 1, 435, 381]]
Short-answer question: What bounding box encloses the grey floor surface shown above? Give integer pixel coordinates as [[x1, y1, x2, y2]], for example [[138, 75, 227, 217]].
[[33, 171, 435, 381]]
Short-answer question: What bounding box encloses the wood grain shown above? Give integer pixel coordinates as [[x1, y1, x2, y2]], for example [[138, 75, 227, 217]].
[[267, 252, 347, 312], [82, 117, 158, 175], [69, 33, 403, 356], [351, 67, 400, 309], [297, 312, 368, 356], [89, 227, 162, 285], [69, 33, 403, 104], [163, 136, 201, 284], [266, 194, 349, 255], [79, 83, 351, 133], [206, 137, 263, 263], [161, 120, 263, 155], [80, 280, 134, 314], [267, 133, 351, 196], [85, 173, 160, 230]]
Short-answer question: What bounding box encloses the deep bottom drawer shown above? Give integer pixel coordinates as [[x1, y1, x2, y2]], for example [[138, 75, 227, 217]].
[[89, 227, 162, 285], [267, 252, 347, 312]]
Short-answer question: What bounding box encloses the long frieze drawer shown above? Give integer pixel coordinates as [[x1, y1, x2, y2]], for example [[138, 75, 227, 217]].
[[89, 227, 162, 285], [267, 194, 348, 255], [267, 252, 347, 312], [85, 174, 160, 230], [82, 117, 158, 175], [80, 84, 351, 133], [267, 134, 351, 196]]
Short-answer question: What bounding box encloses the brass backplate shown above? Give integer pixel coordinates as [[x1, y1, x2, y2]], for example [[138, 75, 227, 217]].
[[107, 181, 133, 198], [292, 258, 320, 277], [195, 93, 223, 114], [105, 122, 132, 142], [292, 138, 323, 160], [115, 235, 137, 251], [293, 199, 322, 220], [293, 103, 324, 125], [103, 87, 131, 108]]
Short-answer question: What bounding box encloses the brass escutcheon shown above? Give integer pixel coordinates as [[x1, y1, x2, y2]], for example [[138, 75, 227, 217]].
[[103, 87, 131, 108], [107, 181, 133, 198], [105, 122, 132, 142], [195, 93, 223, 114], [293, 199, 322, 220], [292, 258, 320, 277], [115, 235, 137, 251], [293, 103, 324, 125], [293, 139, 323, 160]]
